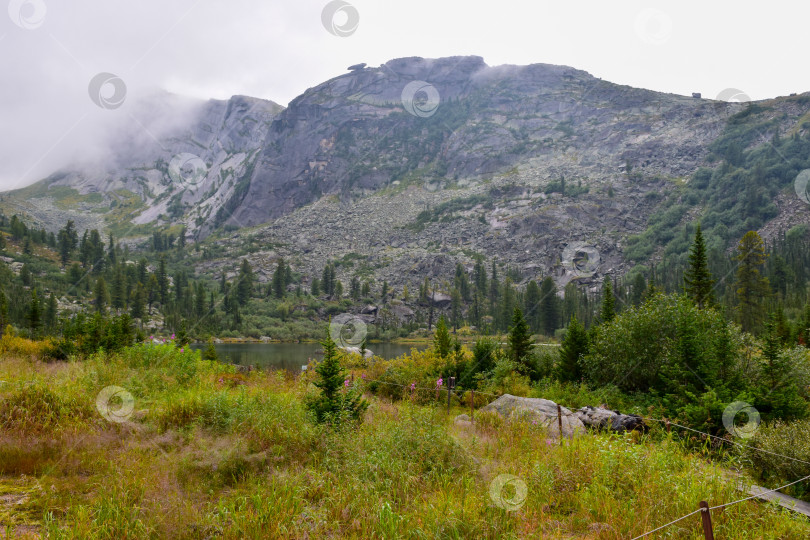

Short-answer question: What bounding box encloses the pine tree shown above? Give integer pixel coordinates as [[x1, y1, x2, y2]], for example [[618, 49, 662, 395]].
[[756, 317, 806, 420], [600, 279, 615, 324], [310, 277, 321, 297], [433, 316, 452, 358], [524, 280, 541, 333], [307, 324, 368, 424], [112, 265, 126, 310], [236, 259, 254, 305], [203, 337, 219, 361], [94, 277, 108, 313], [450, 288, 463, 332], [131, 284, 145, 320], [334, 280, 343, 299], [630, 273, 646, 305], [272, 258, 287, 298], [350, 276, 361, 301], [507, 306, 534, 367], [557, 315, 588, 382], [474, 258, 487, 296], [381, 280, 389, 302], [496, 278, 515, 332], [538, 276, 560, 336], [45, 293, 57, 332], [157, 257, 168, 306], [454, 263, 470, 301], [489, 261, 500, 305], [735, 231, 770, 332], [27, 289, 41, 336], [684, 224, 715, 308]]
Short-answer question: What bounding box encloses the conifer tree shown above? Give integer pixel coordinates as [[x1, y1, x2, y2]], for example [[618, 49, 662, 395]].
[[524, 280, 541, 333], [45, 293, 57, 332], [307, 324, 368, 424], [557, 315, 588, 382], [433, 315, 452, 358], [684, 224, 715, 308], [203, 337, 219, 361], [450, 288, 463, 332], [538, 276, 560, 336], [236, 259, 253, 305], [735, 231, 770, 332], [157, 257, 169, 305], [94, 277, 109, 313], [272, 258, 287, 298], [600, 279, 615, 324], [756, 317, 807, 420], [27, 289, 41, 336], [507, 306, 533, 367]]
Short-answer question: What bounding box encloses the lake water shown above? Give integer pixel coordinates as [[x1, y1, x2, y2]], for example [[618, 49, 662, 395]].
[[190, 342, 427, 372]]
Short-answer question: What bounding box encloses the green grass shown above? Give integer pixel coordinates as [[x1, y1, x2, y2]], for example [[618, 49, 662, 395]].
[[1, 347, 809, 538]]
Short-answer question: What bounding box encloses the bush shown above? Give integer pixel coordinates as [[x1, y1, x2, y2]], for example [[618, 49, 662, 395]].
[[584, 294, 745, 404], [0, 326, 51, 359], [743, 419, 810, 500]]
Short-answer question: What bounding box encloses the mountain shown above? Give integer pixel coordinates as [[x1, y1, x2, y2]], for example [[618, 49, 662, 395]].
[[3, 55, 810, 293]]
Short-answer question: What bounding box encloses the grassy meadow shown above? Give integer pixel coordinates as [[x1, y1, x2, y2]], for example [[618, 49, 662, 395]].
[[1, 337, 809, 539]]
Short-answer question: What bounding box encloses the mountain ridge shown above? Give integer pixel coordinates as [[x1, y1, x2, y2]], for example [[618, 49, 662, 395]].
[[3, 55, 810, 293]]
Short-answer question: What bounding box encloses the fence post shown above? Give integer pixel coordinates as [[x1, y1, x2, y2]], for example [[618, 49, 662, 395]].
[[470, 389, 474, 421], [557, 403, 563, 444], [699, 501, 714, 540]]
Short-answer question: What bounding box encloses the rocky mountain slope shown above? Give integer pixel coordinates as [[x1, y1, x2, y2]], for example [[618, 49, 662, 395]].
[[4, 55, 810, 292]]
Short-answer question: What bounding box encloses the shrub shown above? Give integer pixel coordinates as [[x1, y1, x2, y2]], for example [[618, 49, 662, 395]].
[[743, 419, 810, 500], [583, 294, 747, 421]]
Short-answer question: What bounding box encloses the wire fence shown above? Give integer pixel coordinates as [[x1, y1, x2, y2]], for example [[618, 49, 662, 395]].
[[331, 375, 810, 538]]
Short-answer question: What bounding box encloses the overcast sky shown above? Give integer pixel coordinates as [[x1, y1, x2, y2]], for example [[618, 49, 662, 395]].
[[1, 0, 807, 190]]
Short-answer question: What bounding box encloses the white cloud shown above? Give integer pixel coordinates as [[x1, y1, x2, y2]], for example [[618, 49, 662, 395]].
[[0, 0, 807, 190]]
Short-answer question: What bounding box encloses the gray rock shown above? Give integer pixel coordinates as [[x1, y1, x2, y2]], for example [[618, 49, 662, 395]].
[[360, 305, 378, 315], [430, 292, 452, 308], [340, 346, 373, 359], [574, 406, 647, 433], [480, 394, 585, 439]]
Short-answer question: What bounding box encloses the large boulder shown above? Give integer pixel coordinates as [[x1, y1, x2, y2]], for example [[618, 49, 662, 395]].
[[340, 346, 373, 359], [574, 406, 647, 433], [479, 394, 585, 439], [430, 292, 452, 308]]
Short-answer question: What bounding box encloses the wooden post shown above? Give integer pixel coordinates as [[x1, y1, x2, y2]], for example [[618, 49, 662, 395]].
[[557, 403, 563, 444], [666, 419, 671, 434], [699, 501, 714, 540], [470, 390, 475, 421]]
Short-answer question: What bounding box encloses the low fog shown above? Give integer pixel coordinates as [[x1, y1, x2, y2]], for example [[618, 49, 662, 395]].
[[1, 0, 808, 191]]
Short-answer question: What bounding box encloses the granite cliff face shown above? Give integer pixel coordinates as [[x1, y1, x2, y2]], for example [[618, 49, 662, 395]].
[[5, 56, 810, 290], [226, 55, 726, 229]]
